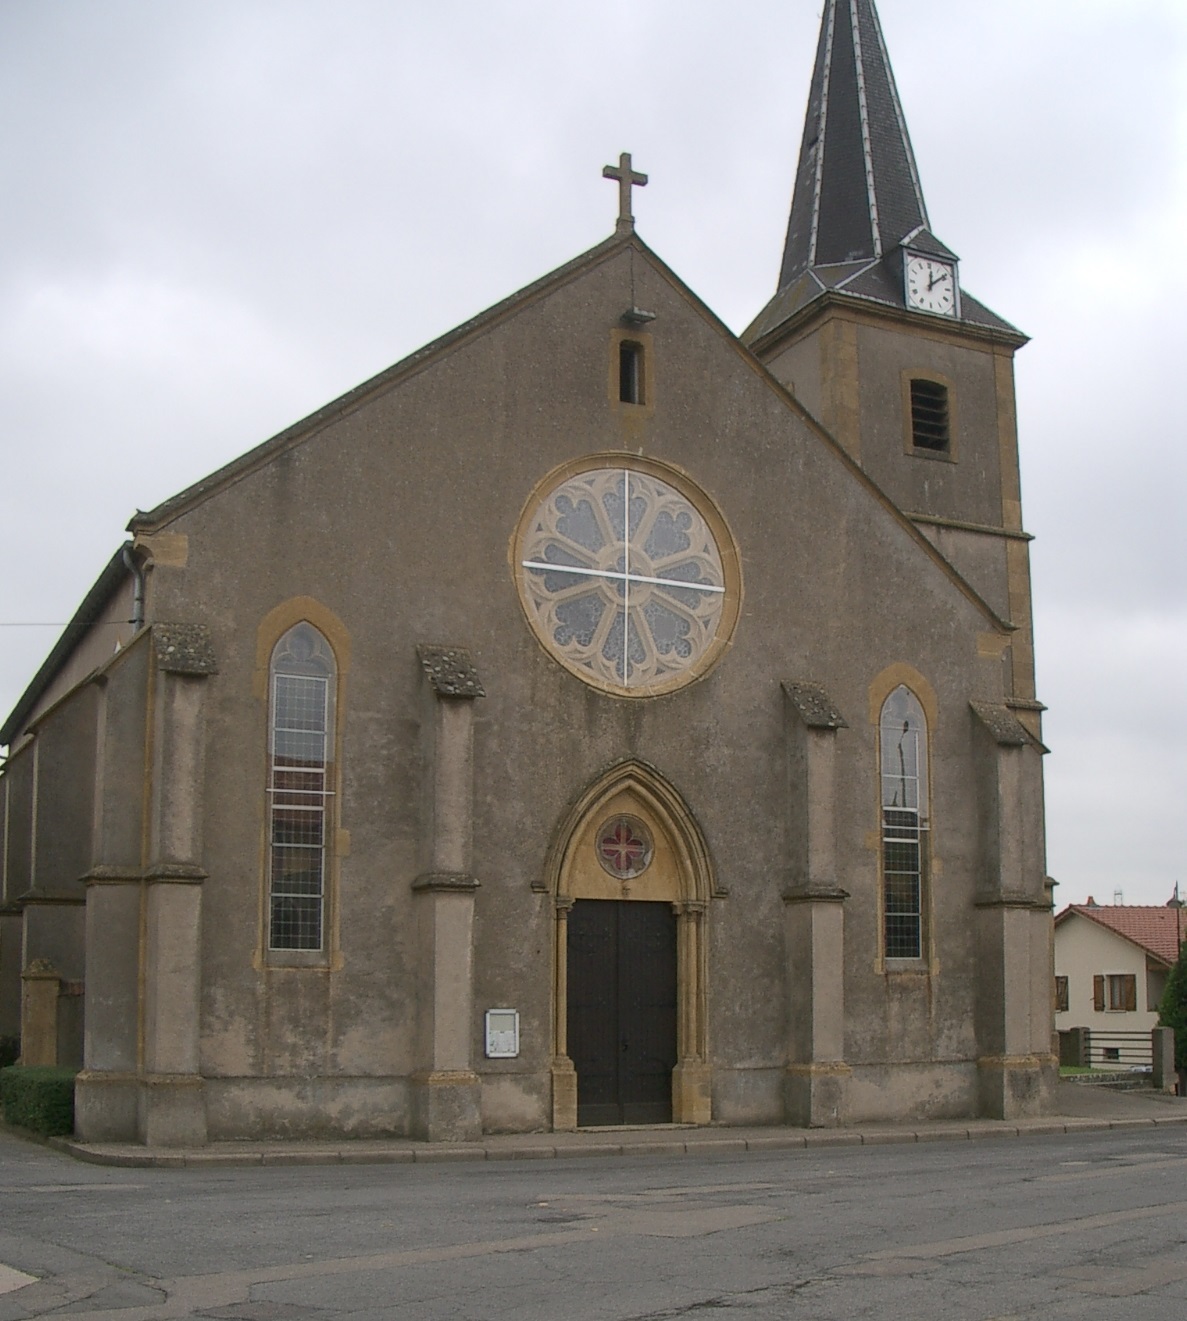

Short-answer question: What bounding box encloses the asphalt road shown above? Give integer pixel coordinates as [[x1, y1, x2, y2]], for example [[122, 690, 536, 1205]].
[[1, 1126, 1185, 1319]]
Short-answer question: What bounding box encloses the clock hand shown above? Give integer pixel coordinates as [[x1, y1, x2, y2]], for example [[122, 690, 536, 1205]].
[[928, 270, 950, 291]]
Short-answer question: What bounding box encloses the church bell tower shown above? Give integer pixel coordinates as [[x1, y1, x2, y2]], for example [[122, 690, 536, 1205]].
[[745, 0, 1040, 735]]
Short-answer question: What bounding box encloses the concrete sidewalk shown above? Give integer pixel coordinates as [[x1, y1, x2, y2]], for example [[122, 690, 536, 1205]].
[[45, 1082, 1187, 1169]]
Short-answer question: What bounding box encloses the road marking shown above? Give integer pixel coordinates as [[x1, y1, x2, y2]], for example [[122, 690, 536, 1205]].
[[853, 1200, 1187, 1264], [556, 1181, 780, 1203], [0, 1184, 145, 1194], [1036, 1156, 1187, 1184], [36, 1203, 784, 1319], [0, 1265, 37, 1296]]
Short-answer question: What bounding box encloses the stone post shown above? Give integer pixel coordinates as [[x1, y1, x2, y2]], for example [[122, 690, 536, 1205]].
[[19, 959, 61, 1066], [781, 683, 851, 1126], [411, 646, 485, 1142], [139, 864, 207, 1145], [0, 905, 22, 1047], [551, 896, 578, 1131], [672, 899, 711, 1124], [1152, 1027, 1175, 1093], [138, 625, 216, 1145], [75, 868, 142, 1141], [1058, 1026, 1090, 1070], [970, 702, 1057, 1119], [18, 893, 86, 1064]]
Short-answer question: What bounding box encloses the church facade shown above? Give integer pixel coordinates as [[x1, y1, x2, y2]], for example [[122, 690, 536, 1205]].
[[0, 0, 1056, 1145]]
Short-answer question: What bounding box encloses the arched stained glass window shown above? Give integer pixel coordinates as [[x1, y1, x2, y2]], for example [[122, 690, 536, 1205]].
[[268, 622, 336, 952], [879, 685, 929, 960]]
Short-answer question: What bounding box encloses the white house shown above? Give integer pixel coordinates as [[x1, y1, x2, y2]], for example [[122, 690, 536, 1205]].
[[1054, 902, 1183, 1063]]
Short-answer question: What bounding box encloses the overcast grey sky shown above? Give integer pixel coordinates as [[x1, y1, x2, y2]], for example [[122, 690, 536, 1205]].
[[1, 1, 1184, 907]]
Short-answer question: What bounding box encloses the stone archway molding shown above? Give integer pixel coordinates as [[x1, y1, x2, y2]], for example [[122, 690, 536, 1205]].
[[547, 759, 714, 1130]]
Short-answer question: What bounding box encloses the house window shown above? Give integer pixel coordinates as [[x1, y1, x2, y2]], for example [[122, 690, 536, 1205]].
[[880, 685, 929, 960], [268, 622, 336, 951], [1055, 976, 1069, 1013], [909, 379, 950, 452], [619, 341, 644, 404], [1093, 973, 1137, 1012]]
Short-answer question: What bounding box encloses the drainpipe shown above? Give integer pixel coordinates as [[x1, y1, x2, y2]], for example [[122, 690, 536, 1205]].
[[121, 544, 146, 632]]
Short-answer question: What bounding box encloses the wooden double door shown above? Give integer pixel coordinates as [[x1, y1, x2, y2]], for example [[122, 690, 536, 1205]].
[[566, 899, 678, 1126]]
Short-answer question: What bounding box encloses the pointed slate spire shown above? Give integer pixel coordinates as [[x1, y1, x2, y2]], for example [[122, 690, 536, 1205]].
[[780, 0, 930, 284], [745, 0, 1020, 347]]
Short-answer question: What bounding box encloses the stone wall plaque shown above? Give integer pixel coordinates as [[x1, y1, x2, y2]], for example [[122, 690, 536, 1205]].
[[485, 1008, 520, 1058]]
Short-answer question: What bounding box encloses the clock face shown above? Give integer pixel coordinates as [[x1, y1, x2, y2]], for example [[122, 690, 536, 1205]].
[[905, 255, 957, 316], [515, 457, 741, 696]]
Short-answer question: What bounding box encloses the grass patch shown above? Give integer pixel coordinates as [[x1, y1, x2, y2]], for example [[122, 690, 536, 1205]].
[[0, 1065, 76, 1136]]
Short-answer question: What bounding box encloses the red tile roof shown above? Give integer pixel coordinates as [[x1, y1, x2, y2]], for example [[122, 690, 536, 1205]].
[[1056, 905, 1186, 967]]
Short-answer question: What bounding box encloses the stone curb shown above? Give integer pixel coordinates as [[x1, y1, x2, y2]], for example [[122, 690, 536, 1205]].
[[45, 1110, 1187, 1170]]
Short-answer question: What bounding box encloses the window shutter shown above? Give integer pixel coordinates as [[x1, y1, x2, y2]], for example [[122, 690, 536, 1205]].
[[1123, 974, 1137, 1012], [1093, 975, 1105, 1012]]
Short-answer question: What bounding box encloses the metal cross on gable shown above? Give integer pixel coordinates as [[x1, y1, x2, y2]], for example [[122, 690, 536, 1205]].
[[603, 152, 648, 233]]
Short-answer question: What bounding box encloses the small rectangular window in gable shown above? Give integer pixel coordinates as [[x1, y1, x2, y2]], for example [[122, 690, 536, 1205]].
[[910, 378, 950, 452], [620, 341, 644, 405], [1055, 976, 1069, 1013]]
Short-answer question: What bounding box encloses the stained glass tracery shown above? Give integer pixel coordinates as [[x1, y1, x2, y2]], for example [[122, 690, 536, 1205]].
[[596, 815, 654, 880], [518, 466, 730, 693], [880, 685, 929, 960], [268, 622, 335, 952]]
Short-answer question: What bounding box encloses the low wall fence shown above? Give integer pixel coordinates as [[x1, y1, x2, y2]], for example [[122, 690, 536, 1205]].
[[1059, 1026, 1177, 1089]]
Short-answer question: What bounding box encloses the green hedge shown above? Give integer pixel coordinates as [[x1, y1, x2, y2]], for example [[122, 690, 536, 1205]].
[[1159, 946, 1187, 1072], [0, 1066, 76, 1136]]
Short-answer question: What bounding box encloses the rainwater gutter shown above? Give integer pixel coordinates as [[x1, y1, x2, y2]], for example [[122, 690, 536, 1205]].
[[122, 544, 146, 631]]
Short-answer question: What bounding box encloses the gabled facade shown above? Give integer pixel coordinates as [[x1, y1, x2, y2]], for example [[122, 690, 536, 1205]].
[[1055, 904, 1183, 1038], [0, 1, 1055, 1145]]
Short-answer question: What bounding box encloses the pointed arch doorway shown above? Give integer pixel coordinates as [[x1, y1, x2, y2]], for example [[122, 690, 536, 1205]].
[[549, 763, 713, 1130]]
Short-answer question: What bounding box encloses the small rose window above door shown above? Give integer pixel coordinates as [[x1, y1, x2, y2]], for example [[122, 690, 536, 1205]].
[[596, 815, 654, 880]]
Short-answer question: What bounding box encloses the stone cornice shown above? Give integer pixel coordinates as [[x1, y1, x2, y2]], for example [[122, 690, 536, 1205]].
[[142, 863, 208, 885], [412, 872, 480, 893], [749, 288, 1028, 362], [783, 886, 850, 905], [909, 513, 1033, 543]]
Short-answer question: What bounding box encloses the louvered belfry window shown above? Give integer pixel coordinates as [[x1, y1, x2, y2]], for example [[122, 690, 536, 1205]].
[[910, 378, 950, 452], [268, 622, 336, 951]]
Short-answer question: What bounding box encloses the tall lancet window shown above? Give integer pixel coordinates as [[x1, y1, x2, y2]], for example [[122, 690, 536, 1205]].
[[268, 622, 336, 951], [879, 685, 929, 960]]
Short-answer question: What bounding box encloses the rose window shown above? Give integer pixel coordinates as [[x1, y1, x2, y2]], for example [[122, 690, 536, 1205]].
[[595, 815, 654, 880], [516, 463, 736, 695]]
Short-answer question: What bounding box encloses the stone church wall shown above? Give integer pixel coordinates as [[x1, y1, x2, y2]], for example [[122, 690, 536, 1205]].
[[108, 241, 1051, 1136]]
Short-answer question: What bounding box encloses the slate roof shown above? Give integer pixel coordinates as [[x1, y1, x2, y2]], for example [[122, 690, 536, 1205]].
[[0, 544, 131, 747], [780, 0, 928, 282], [744, 0, 1024, 347], [1056, 904, 1186, 968]]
